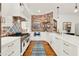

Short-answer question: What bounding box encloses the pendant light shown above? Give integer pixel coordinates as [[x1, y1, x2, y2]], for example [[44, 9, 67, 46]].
[[74, 3, 78, 13], [57, 6, 59, 19], [20, 3, 22, 6]]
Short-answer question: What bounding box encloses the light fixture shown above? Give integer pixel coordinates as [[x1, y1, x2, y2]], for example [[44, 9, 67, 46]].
[[74, 3, 78, 13], [17, 20, 20, 23], [20, 3, 24, 6], [57, 6, 59, 19]]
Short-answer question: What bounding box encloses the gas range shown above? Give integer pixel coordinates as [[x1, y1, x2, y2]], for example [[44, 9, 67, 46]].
[[20, 33, 30, 55]]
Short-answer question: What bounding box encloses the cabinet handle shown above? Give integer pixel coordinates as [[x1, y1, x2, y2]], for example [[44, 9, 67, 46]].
[[64, 43, 69, 46], [56, 37, 59, 40], [8, 51, 14, 56], [8, 43, 14, 47], [63, 50, 69, 55]]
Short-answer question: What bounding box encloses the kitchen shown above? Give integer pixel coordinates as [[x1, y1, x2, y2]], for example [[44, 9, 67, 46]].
[[0, 3, 79, 56]]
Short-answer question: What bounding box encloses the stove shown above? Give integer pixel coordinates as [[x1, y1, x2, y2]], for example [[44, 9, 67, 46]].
[[20, 33, 30, 54]]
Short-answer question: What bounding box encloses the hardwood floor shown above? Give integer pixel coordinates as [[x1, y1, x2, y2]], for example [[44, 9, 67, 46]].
[[23, 41, 57, 56]]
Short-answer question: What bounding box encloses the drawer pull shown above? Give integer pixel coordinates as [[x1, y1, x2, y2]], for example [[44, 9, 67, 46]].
[[8, 43, 14, 47], [63, 50, 69, 55], [64, 43, 69, 46], [56, 37, 59, 40], [8, 51, 14, 56]]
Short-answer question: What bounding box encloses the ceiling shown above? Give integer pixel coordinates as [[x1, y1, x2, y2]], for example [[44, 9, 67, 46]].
[[25, 3, 79, 16]]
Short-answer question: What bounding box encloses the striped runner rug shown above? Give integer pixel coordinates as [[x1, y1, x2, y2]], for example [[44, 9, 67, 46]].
[[32, 42, 46, 56]]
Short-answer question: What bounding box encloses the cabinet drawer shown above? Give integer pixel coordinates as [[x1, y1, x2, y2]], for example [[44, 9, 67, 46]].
[[63, 41, 77, 56], [1, 39, 20, 56], [63, 41, 71, 47], [2, 42, 15, 56], [63, 49, 70, 56], [10, 39, 20, 56], [63, 41, 71, 53]]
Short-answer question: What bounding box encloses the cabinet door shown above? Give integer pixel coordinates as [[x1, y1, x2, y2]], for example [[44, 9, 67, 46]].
[[55, 37, 63, 55], [63, 41, 77, 56], [2, 42, 15, 56], [1, 39, 20, 56], [11, 39, 20, 56]]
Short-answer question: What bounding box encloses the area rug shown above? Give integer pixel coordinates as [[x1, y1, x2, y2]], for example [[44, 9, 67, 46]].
[[31, 42, 46, 56]]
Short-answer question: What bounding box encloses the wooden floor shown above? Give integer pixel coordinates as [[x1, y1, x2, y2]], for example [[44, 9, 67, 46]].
[[23, 41, 57, 56]]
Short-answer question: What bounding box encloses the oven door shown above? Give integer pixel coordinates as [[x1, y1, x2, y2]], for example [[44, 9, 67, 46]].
[[22, 40, 26, 53]]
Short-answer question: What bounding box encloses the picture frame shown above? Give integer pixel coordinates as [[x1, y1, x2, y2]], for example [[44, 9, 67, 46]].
[[32, 19, 43, 31]]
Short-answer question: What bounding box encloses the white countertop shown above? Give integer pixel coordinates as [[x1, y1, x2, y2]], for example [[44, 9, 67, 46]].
[[1, 37, 21, 46], [62, 34, 79, 47]]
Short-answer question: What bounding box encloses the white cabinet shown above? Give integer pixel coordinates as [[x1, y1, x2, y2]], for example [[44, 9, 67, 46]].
[[63, 40, 77, 56], [48, 33, 79, 56], [30, 32, 49, 41], [41, 32, 47, 41], [31, 32, 40, 41], [49, 33, 63, 56], [53, 37, 63, 55], [1, 39, 20, 56]]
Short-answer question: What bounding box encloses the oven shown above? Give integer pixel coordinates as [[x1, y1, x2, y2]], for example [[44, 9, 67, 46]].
[[20, 33, 30, 55]]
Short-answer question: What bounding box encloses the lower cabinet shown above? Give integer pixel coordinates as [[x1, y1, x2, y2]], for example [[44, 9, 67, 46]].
[[63, 40, 77, 56], [49, 33, 79, 56], [1, 39, 20, 56], [49, 33, 63, 56]]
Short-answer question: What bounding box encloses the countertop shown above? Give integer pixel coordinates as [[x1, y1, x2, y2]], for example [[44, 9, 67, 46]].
[[1, 33, 30, 37], [1, 33, 30, 46], [1, 37, 21, 46], [49, 32, 62, 39]]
